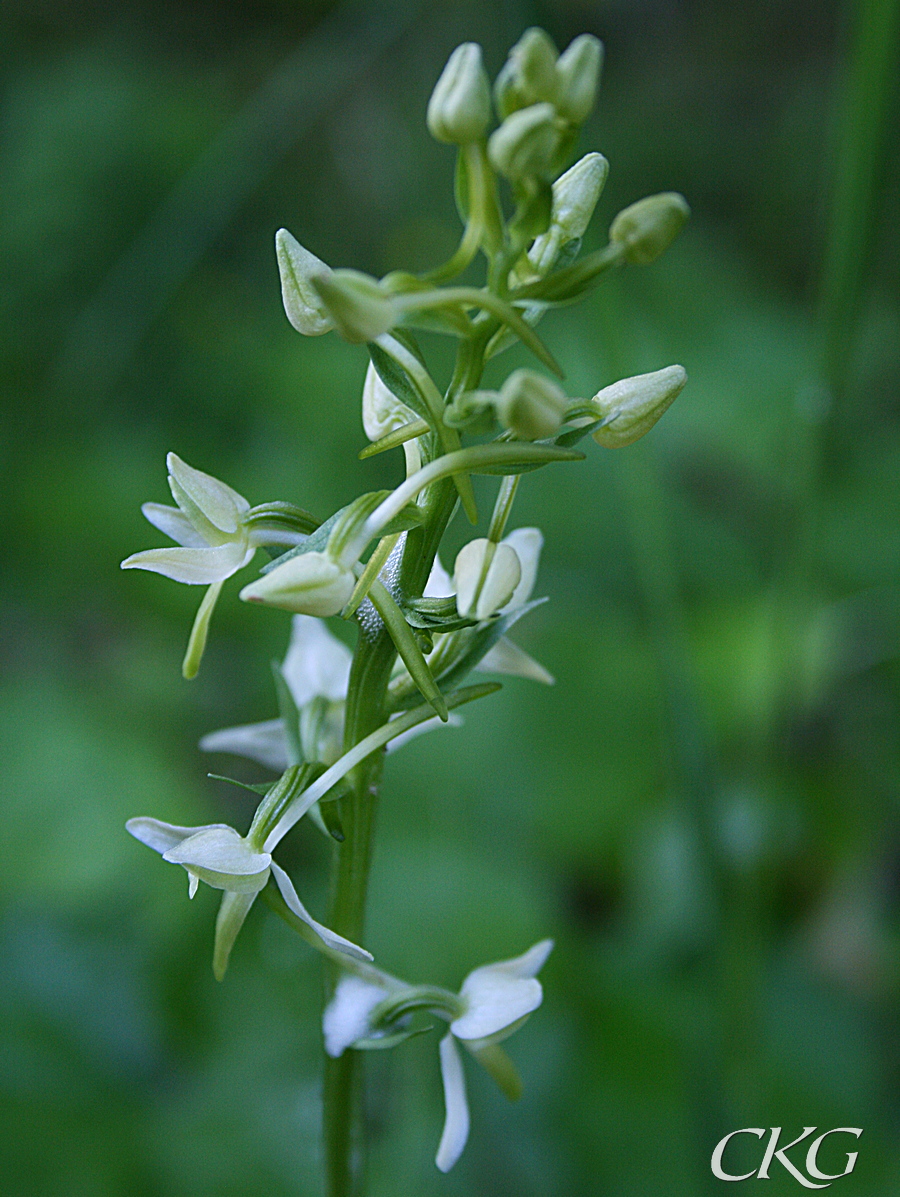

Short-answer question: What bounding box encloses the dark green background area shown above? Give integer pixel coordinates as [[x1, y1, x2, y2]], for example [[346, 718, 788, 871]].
[[1, 1, 898, 1193]]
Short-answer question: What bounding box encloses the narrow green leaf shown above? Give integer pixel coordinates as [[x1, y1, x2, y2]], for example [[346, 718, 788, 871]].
[[368, 579, 448, 721], [359, 418, 431, 459]]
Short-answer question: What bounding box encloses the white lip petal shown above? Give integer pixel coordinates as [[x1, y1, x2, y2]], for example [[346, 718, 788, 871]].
[[166, 453, 249, 533], [281, 615, 353, 707], [386, 711, 462, 753], [213, 889, 257, 982], [500, 527, 543, 610], [163, 827, 271, 879], [270, 862, 373, 964], [200, 719, 290, 772], [121, 541, 251, 585], [451, 939, 553, 1040], [435, 1033, 470, 1173], [322, 972, 390, 1058], [141, 502, 208, 548], [126, 816, 231, 855]]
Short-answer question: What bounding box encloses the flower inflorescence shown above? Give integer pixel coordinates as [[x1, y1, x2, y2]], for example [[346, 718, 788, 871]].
[[121, 25, 687, 1178]]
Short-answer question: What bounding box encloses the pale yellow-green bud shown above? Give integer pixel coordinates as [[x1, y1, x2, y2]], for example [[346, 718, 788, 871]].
[[591, 365, 687, 447], [427, 43, 492, 145], [496, 369, 568, 440], [361, 361, 417, 442], [275, 229, 335, 336], [494, 27, 559, 119], [526, 152, 609, 276], [554, 34, 603, 125], [609, 192, 690, 265], [310, 270, 397, 344], [488, 102, 560, 181], [240, 551, 356, 616], [454, 539, 522, 621]]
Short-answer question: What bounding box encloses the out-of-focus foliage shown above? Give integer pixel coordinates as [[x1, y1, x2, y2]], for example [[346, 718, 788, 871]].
[[1, 1, 898, 1193]]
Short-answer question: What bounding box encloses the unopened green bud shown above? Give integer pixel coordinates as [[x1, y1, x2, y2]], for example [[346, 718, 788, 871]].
[[310, 270, 397, 344], [494, 27, 559, 118], [427, 43, 491, 145], [454, 538, 522, 621], [240, 551, 356, 616], [526, 152, 609, 276], [488, 102, 560, 181], [591, 365, 687, 447], [609, 192, 690, 265], [275, 229, 335, 336], [497, 369, 568, 440], [555, 34, 603, 124]]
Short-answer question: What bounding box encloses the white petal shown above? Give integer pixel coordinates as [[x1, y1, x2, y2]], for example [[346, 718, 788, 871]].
[[166, 452, 249, 534], [270, 862, 373, 964], [200, 719, 290, 771], [282, 615, 353, 707], [163, 827, 271, 892], [386, 711, 462, 753], [362, 360, 418, 442], [476, 637, 555, 685], [322, 972, 391, 1058], [126, 816, 231, 855], [500, 527, 543, 610], [436, 1034, 470, 1172], [451, 939, 553, 1041], [276, 228, 335, 336], [454, 539, 521, 621], [424, 554, 455, 598], [121, 541, 252, 584], [141, 502, 207, 548]]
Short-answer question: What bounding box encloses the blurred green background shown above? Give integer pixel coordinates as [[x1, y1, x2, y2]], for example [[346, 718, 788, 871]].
[[2, 0, 899, 1193]]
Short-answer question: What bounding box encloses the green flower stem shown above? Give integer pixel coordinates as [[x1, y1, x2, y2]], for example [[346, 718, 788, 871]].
[[352, 441, 584, 562], [375, 333, 478, 522], [421, 143, 489, 284], [512, 240, 623, 303], [487, 475, 520, 542]]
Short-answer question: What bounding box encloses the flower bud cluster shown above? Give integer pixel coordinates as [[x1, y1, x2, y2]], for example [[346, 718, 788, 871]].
[[488, 29, 603, 182]]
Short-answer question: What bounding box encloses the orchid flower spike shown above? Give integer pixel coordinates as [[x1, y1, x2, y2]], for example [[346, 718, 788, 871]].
[[122, 453, 260, 678], [126, 815, 370, 981]]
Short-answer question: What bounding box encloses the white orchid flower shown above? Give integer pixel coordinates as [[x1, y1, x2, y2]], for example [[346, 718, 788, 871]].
[[122, 453, 262, 678], [126, 815, 371, 981], [425, 527, 554, 685], [201, 614, 457, 773], [321, 939, 553, 1172]]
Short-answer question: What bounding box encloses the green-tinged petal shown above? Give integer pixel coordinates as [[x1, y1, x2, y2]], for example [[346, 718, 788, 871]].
[[163, 827, 271, 893], [454, 539, 522, 622], [200, 718, 290, 772], [464, 1040, 523, 1101], [121, 541, 251, 584], [436, 1033, 470, 1173], [182, 580, 223, 679], [270, 862, 372, 962], [213, 889, 257, 981], [126, 816, 231, 855], [166, 452, 249, 533], [141, 502, 207, 548], [322, 973, 392, 1058], [451, 939, 553, 1040], [476, 636, 554, 685]]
